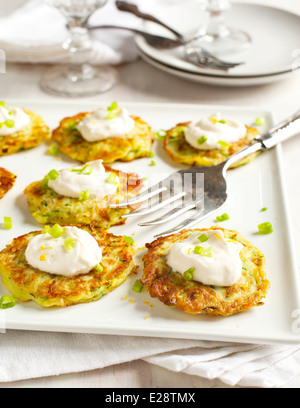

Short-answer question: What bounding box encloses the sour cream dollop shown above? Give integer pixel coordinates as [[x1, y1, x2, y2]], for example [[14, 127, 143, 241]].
[[167, 230, 244, 287], [0, 105, 30, 136], [185, 113, 247, 151], [77, 106, 135, 142], [25, 226, 103, 277], [48, 160, 119, 199]]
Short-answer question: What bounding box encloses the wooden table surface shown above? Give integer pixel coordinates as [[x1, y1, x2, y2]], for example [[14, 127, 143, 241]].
[[0, 0, 300, 388]]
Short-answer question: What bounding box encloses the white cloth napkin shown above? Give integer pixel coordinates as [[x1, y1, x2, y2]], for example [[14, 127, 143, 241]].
[[0, 329, 300, 387], [0, 0, 201, 65]]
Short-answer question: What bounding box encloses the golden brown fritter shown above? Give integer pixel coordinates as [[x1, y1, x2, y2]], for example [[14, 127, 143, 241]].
[[0, 110, 50, 156], [24, 166, 144, 228], [164, 122, 260, 168], [0, 167, 16, 199], [142, 227, 270, 317], [52, 113, 154, 164], [0, 226, 138, 308]]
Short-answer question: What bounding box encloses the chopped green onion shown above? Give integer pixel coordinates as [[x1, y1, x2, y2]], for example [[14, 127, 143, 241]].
[[4, 119, 15, 128], [0, 101, 6, 107], [216, 213, 230, 222], [107, 102, 118, 112], [123, 236, 135, 246], [0, 296, 16, 310], [183, 267, 195, 281], [47, 144, 60, 157], [147, 151, 155, 158], [106, 172, 118, 185], [42, 224, 65, 239], [3, 217, 12, 230], [258, 222, 273, 235], [197, 136, 208, 145], [107, 102, 119, 120], [198, 234, 209, 243], [218, 140, 230, 148], [71, 164, 93, 175], [48, 169, 59, 181], [150, 160, 156, 166], [255, 116, 266, 126], [261, 207, 268, 212], [194, 246, 204, 255], [79, 190, 90, 201], [132, 279, 144, 293], [94, 264, 104, 273], [218, 119, 227, 124], [203, 246, 214, 258], [64, 237, 75, 252], [155, 130, 167, 141]]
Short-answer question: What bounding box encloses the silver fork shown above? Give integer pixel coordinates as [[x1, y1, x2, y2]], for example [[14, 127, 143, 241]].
[[110, 110, 300, 238], [87, 26, 242, 70]]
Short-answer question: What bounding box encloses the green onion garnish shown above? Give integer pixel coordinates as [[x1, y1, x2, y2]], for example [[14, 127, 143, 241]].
[[71, 164, 93, 175], [218, 140, 230, 148], [4, 119, 15, 128], [42, 224, 65, 239], [0, 296, 16, 310], [106, 172, 118, 185], [203, 246, 214, 258], [198, 234, 209, 243], [261, 207, 268, 212], [94, 264, 104, 273], [147, 151, 155, 158], [218, 119, 227, 124], [197, 136, 208, 145], [64, 237, 75, 252], [107, 102, 119, 120], [123, 236, 135, 246], [258, 222, 273, 235], [3, 217, 12, 230], [155, 130, 167, 141], [47, 144, 60, 157], [150, 160, 156, 166], [170, 126, 187, 138], [79, 190, 90, 202], [48, 169, 59, 181], [0, 101, 6, 107], [216, 213, 230, 222], [183, 267, 195, 281], [132, 279, 144, 293], [255, 116, 266, 126], [194, 246, 204, 255]]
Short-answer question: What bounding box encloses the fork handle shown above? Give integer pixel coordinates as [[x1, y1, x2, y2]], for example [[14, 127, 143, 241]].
[[225, 110, 300, 169]]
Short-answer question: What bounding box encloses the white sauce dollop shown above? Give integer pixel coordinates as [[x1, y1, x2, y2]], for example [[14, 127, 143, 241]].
[[48, 160, 119, 199], [185, 113, 247, 151], [25, 226, 103, 277], [77, 106, 135, 142], [0, 105, 30, 136], [167, 230, 244, 287]]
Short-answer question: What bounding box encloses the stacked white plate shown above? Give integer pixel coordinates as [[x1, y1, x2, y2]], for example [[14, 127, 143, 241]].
[[136, 2, 300, 87]]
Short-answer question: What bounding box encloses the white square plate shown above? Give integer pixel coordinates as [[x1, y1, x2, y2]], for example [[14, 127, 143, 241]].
[[0, 101, 299, 345]]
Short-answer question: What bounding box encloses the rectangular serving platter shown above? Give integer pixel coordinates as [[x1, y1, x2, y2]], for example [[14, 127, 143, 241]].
[[0, 100, 300, 345]]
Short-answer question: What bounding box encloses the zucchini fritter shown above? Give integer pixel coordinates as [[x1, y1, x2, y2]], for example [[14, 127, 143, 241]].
[[0, 110, 50, 156], [142, 227, 270, 317], [0, 226, 138, 308], [0, 167, 16, 199], [164, 122, 260, 168], [52, 113, 154, 164], [24, 166, 144, 228]]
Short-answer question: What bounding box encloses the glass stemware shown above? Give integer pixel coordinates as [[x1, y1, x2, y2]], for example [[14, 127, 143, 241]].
[[40, 0, 117, 97], [186, 0, 252, 59]]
